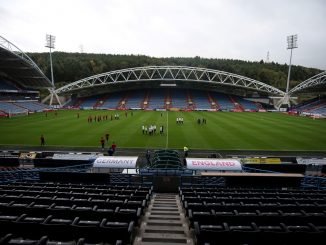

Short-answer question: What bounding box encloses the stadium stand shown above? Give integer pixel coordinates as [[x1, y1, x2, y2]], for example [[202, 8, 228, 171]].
[[0, 37, 52, 117], [181, 186, 326, 245], [0, 101, 49, 114], [292, 96, 326, 116], [14, 101, 50, 112], [170, 89, 188, 109], [126, 90, 146, 109], [65, 88, 268, 111], [191, 90, 213, 110], [0, 102, 27, 114], [98, 93, 122, 109], [147, 89, 165, 110], [0, 180, 152, 244], [78, 95, 101, 109], [310, 107, 326, 115], [209, 92, 235, 111], [0, 149, 325, 244], [0, 77, 49, 115], [234, 96, 260, 111]]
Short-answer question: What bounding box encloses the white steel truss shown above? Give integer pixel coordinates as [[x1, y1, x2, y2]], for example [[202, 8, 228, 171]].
[[55, 66, 285, 95], [0, 36, 48, 78], [289, 71, 326, 95]]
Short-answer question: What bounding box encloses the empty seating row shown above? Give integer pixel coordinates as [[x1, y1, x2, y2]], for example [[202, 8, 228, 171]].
[[0, 181, 152, 244], [0, 234, 123, 245], [0, 188, 150, 218], [195, 221, 325, 245], [180, 189, 326, 197], [2, 181, 153, 190], [0, 184, 151, 194], [0, 201, 142, 224], [0, 188, 151, 203], [0, 182, 152, 194], [0, 213, 133, 244], [184, 202, 326, 214], [0, 187, 149, 198], [183, 196, 326, 204], [179, 186, 326, 195], [0, 196, 146, 211], [181, 186, 326, 244], [181, 190, 326, 198], [189, 209, 326, 227]]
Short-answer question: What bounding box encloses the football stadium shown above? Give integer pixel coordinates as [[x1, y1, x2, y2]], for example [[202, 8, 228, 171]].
[[0, 32, 326, 245]]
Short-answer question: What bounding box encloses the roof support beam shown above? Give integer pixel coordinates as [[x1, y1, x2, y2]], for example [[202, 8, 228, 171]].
[[55, 66, 285, 96], [289, 71, 326, 95]]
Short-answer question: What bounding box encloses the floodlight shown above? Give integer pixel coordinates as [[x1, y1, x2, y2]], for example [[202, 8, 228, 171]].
[[44, 34, 61, 106], [285, 34, 298, 94], [45, 34, 55, 49], [287, 34, 298, 49], [45, 34, 55, 86]]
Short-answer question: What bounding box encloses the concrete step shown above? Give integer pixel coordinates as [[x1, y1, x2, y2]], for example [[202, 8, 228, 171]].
[[153, 202, 178, 207], [151, 205, 176, 209], [153, 199, 176, 201], [146, 220, 183, 226], [136, 240, 190, 245], [155, 197, 176, 200], [144, 229, 185, 234], [133, 193, 194, 245], [149, 211, 180, 215], [142, 233, 186, 240], [152, 202, 176, 205], [141, 225, 185, 232], [148, 216, 181, 220], [142, 234, 189, 244], [147, 214, 182, 219], [151, 207, 179, 211], [155, 196, 176, 198]]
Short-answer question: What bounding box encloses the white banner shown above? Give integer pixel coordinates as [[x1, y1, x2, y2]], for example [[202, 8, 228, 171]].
[[297, 157, 326, 165], [53, 153, 101, 161], [93, 156, 138, 168], [186, 158, 242, 171]]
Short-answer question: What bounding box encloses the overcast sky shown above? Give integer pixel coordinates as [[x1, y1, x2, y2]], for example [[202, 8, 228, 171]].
[[1, 0, 325, 70]]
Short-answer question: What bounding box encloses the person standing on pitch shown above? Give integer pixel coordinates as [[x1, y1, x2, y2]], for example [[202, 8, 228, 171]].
[[40, 135, 45, 146], [184, 146, 189, 158], [100, 137, 105, 150], [105, 133, 110, 142]]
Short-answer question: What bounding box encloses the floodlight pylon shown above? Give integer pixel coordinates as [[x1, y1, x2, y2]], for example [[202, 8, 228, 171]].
[[286, 34, 298, 94], [276, 34, 298, 110], [44, 34, 61, 106]]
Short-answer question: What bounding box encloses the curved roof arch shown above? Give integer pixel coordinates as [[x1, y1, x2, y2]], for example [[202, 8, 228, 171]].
[[289, 71, 326, 95], [0, 36, 52, 88], [55, 66, 285, 96]]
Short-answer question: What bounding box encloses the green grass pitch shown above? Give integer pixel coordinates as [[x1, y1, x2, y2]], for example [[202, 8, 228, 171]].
[[0, 110, 325, 151]]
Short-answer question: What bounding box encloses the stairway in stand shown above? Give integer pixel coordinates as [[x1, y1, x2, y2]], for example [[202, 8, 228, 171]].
[[134, 193, 194, 245]]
